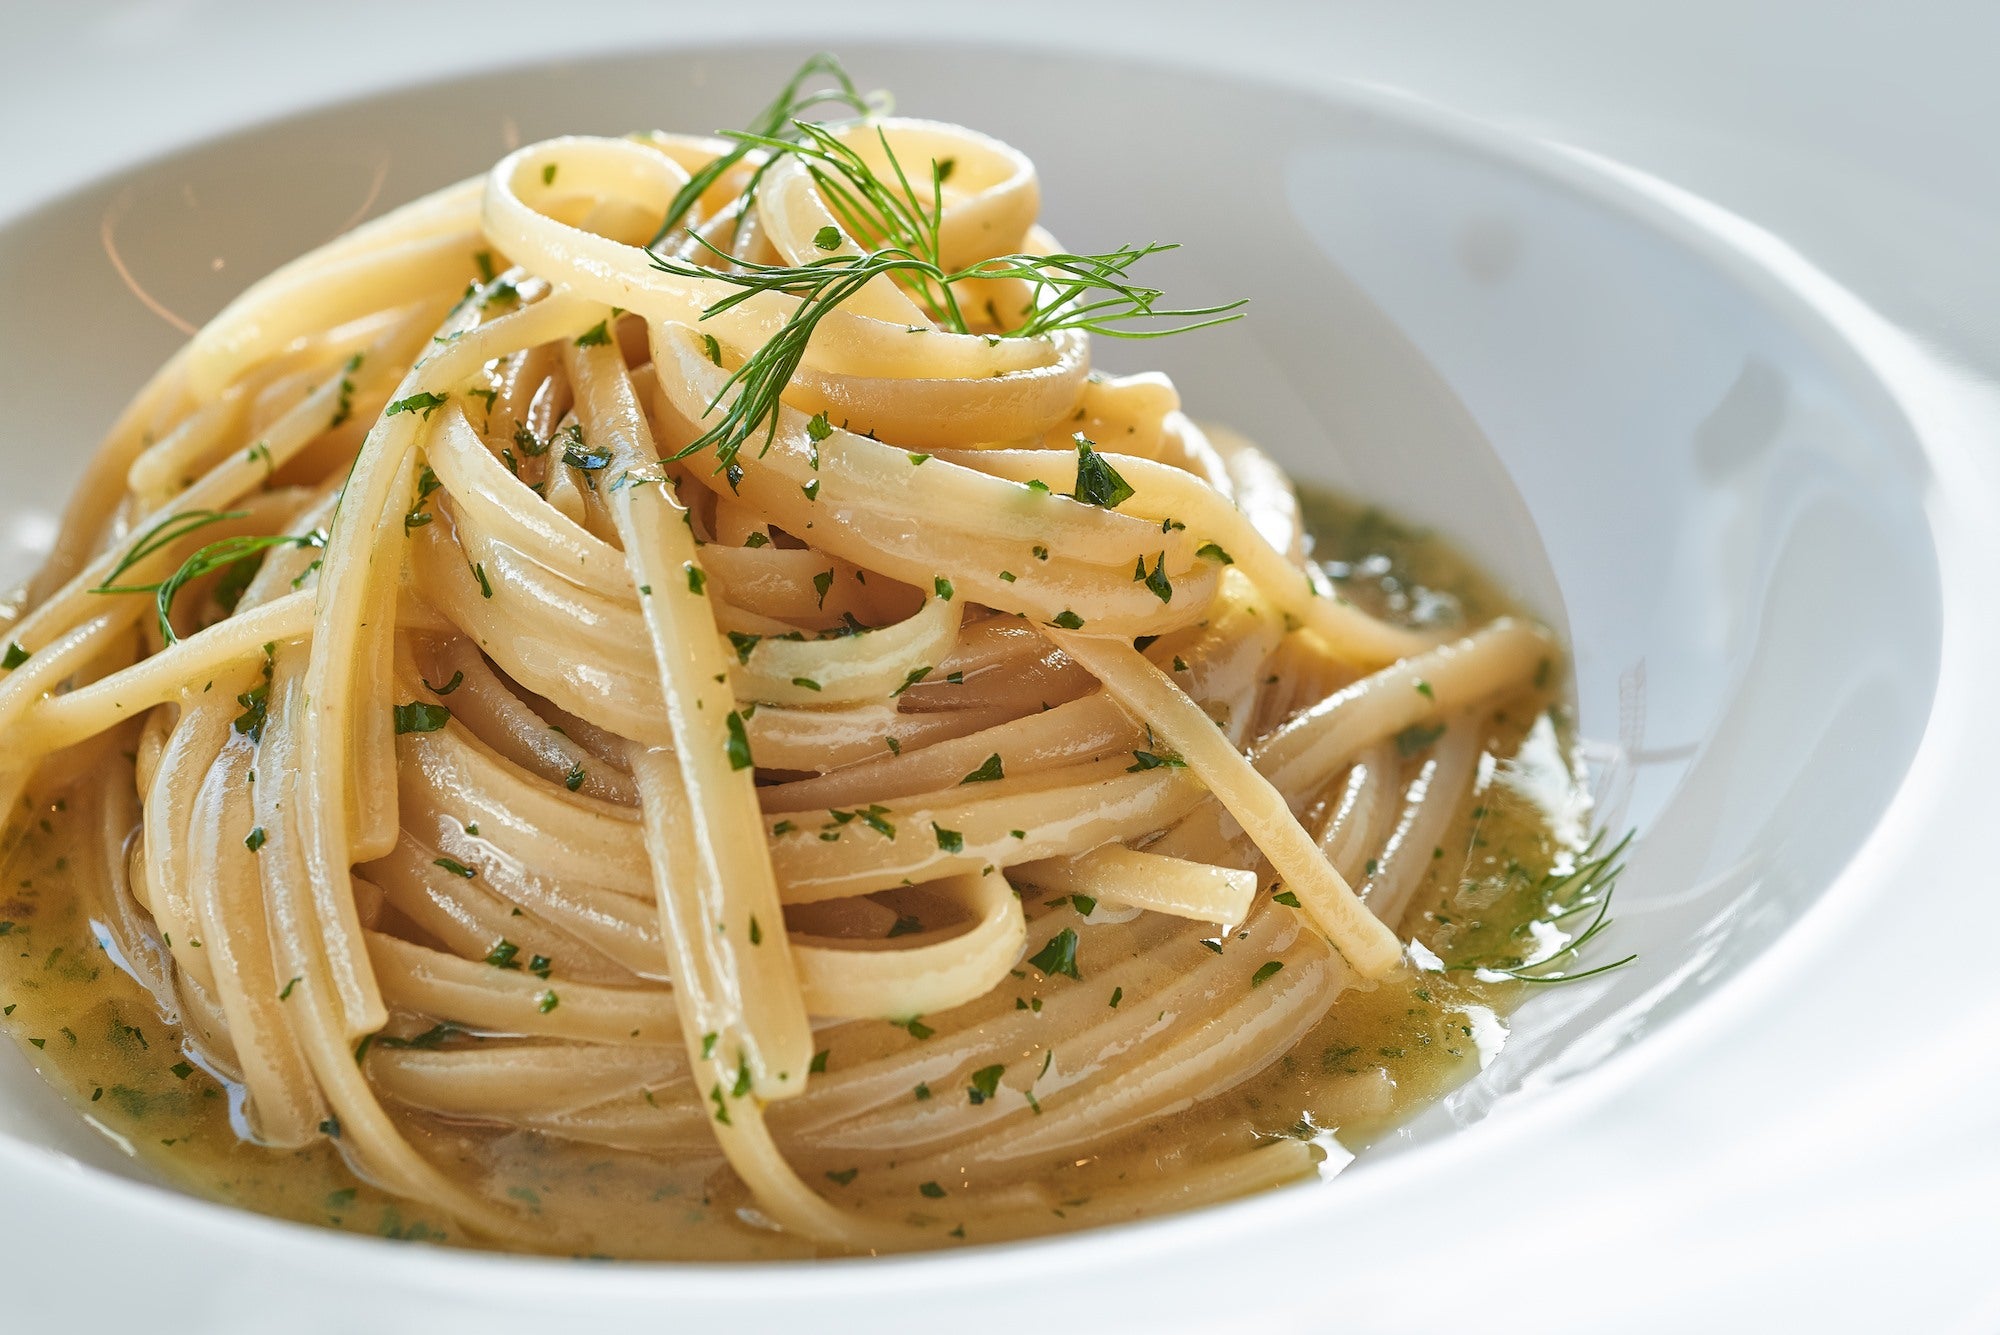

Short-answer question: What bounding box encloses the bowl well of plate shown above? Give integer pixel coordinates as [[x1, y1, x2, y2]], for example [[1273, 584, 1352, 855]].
[[0, 39, 1941, 1328]]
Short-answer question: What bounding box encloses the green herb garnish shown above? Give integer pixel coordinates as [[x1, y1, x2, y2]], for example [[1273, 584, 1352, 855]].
[[1394, 722, 1446, 757], [1444, 831, 1638, 985], [386, 391, 448, 420], [1070, 434, 1134, 509], [645, 64, 1240, 472], [967, 1064, 1004, 1104], [960, 753, 1004, 784], [1028, 928, 1081, 980], [392, 702, 450, 734], [724, 711, 754, 770]]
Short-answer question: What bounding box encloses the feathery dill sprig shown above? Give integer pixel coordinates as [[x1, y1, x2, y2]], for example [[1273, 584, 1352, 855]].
[[1444, 829, 1637, 985], [710, 118, 962, 318], [648, 57, 1245, 472], [91, 509, 250, 593], [94, 519, 324, 644], [646, 53, 882, 252], [654, 240, 1243, 471]]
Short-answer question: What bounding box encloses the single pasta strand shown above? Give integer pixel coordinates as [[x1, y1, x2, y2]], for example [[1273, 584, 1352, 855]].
[[565, 337, 813, 1095], [568, 335, 887, 1246], [1046, 629, 1403, 978], [626, 743, 878, 1247], [790, 871, 1025, 1018], [1016, 845, 1256, 923]]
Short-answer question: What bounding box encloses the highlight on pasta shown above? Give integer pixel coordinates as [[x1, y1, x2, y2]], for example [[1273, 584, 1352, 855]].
[[0, 55, 1630, 1257]]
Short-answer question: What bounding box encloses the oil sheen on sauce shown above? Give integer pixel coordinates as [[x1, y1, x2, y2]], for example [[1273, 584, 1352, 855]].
[[0, 488, 1594, 1260]]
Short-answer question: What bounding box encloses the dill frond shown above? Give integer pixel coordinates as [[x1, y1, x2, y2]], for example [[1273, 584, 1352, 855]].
[[645, 55, 1245, 472], [1444, 829, 1638, 985]]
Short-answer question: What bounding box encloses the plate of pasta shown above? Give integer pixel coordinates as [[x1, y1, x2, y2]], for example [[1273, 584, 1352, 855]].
[[0, 37, 1946, 1330]]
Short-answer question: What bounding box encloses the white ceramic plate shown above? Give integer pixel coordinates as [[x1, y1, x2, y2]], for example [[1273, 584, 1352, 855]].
[[0, 36, 1991, 1335]]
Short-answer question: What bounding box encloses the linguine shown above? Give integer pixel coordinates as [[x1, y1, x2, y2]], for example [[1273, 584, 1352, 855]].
[[0, 57, 1618, 1257]]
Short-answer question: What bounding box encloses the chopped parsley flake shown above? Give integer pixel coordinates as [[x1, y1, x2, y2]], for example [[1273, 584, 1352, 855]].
[[386, 391, 448, 420], [967, 1064, 1004, 1104], [724, 711, 754, 770], [961, 753, 1005, 784], [562, 431, 611, 471], [1395, 722, 1447, 757], [392, 702, 451, 734], [1028, 928, 1081, 980], [1070, 434, 1134, 509]]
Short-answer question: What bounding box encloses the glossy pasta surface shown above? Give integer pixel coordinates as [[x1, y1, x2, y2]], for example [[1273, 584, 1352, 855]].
[[0, 59, 1619, 1258]]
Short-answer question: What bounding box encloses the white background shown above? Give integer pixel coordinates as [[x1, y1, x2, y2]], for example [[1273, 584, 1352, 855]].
[[2, 2, 1998, 1329]]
